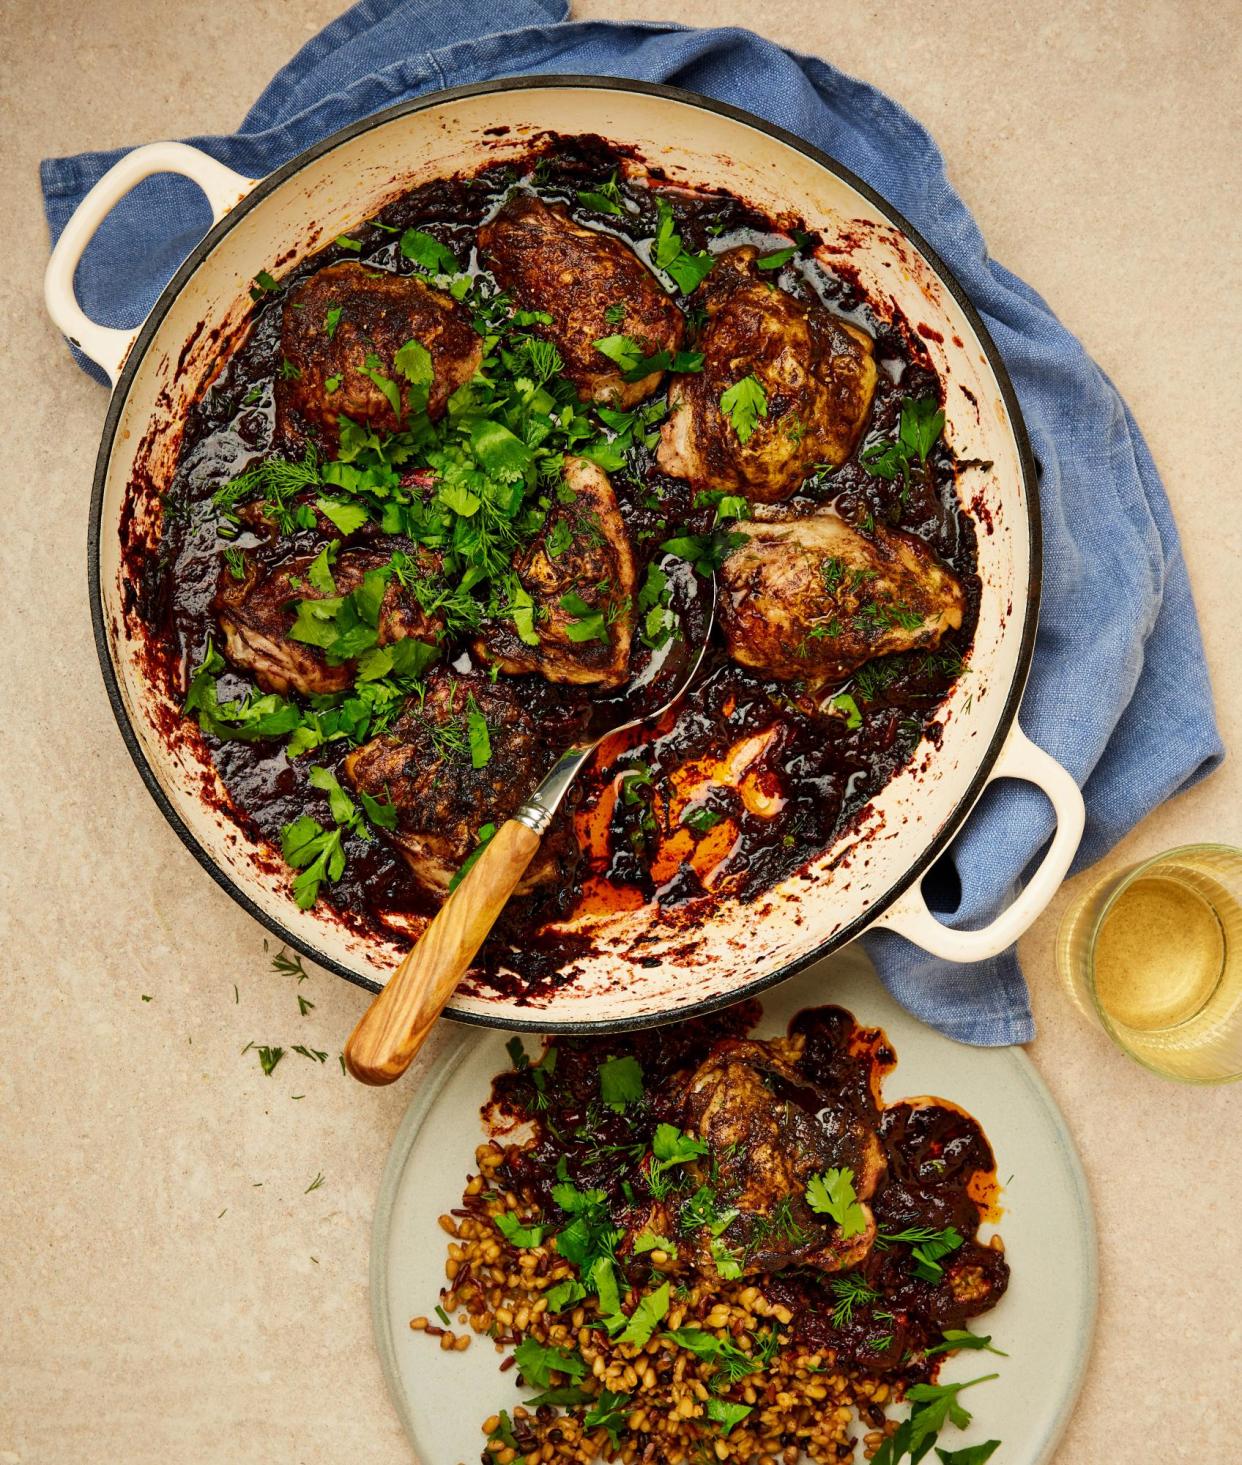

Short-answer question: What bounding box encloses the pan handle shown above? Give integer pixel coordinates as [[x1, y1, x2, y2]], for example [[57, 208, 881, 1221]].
[[43, 141, 259, 387], [871, 721, 1085, 963]]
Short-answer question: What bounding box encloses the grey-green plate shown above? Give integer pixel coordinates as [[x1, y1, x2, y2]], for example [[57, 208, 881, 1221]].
[[371, 948, 1097, 1464]]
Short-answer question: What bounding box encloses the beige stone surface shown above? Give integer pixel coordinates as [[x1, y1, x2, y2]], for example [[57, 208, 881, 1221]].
[[1, 1, 1238, 1461]]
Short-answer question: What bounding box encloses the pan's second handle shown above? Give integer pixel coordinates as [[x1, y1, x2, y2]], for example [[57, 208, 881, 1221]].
[[344, 819, 542, 1086], [871, 721, 1085, 962], [43, 141, 259, 386]]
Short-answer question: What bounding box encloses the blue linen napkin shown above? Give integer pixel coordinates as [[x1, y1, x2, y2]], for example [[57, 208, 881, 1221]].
[[41, 0, 1224, 1045]]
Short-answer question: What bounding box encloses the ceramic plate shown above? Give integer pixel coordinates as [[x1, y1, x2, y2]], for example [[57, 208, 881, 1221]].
[[371, 947, 1097, 1464]]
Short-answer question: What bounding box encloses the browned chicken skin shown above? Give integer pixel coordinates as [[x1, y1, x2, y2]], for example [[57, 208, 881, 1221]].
[[718, 511, 965, 683], [676, 1038, 885, 1278], [213, 547, 441, 698], [657, 248, 877, 503], [342, 670, 589, 896], [474, 456, 637, 688], [478, 193, 684, 408], [277, 261, 482, 443]]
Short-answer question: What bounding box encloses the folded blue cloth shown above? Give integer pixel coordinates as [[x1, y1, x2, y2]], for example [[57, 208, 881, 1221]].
[[42, 0, 1223, 1044]]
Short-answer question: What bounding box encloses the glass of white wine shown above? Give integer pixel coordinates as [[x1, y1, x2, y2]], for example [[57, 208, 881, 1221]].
[[1056, 844, 1242, 1083]]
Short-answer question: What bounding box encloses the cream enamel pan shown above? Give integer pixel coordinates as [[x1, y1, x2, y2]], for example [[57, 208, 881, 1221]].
[[46, 78, 1085, 1031]]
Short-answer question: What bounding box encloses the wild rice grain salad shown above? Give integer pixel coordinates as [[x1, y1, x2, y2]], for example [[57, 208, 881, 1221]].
[[414, 1003, 1009, 1465]]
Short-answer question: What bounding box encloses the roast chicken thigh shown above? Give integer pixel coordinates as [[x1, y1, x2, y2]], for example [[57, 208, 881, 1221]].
[[657, 247, 877, 503], [343, 670, 588, 896], [213, 547, 442, 698], [475, 456, 637, 688], [638, 1037, 886, 1280], [479, 193, 684, 409], [718, 511, 965, 683], [277, 261, 482, 443]]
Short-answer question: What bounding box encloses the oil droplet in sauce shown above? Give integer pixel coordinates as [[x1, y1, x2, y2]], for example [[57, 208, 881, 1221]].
[[1093, 874, 1226, 1031]]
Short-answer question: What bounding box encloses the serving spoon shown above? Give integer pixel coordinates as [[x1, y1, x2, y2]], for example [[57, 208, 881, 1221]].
[[344, 565, 716, 1086]]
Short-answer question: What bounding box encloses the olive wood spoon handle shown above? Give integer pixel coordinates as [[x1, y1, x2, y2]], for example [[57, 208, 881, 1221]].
[[344, 817, 541, 1085]]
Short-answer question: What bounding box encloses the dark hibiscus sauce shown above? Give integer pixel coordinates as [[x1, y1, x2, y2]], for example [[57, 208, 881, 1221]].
[[151, 136, 982, 992], [486, 1003, 1008, 1379]]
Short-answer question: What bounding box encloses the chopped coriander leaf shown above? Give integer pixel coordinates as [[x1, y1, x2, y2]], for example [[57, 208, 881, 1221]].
[[506, 1036, 529, 1069], [614, 1280, 670, 1347], [591, 1255, 623, 1320], [399, 228, 458, 275], [651, 1123, 709, 1167], [650, 197, 716, 293], [448, 821, 497, 892], [805, 1166, 868, 1238], [279, 815, 345, 908], [860, 394, 945, 489], [305, 540, 338, 595], [925, 1329, 1008, 1358], [494, 1210, 545, 1248], [552, 1179, 608, 1214], [316, 497, 370, 535], [360, 352, 402, 420], [544, 1278, 588, 1312], [756, 244, 797, 270], [830, 692, 863, 729], [706, 1398, 752, 1436], [682, 804, 725, 835], [324, 305, 343, 339], [513, 1337, 587, 1387], [465, 695, 492, 769], [334, 235, 362, 252], [307, 763, 361, 829], [487, 1411, 519, 1449], [577, 171, 624, 215], [524, 1385, 595, 1408], [393, 337, 433, 416], [935, 1443, 1001, 1465], [560, 592, 609, 645], [249, 269, 281, 300], [593, 333, 703, 382], [358, 788, 398, 830], [659, 528, 746, 577], [663, 1328, 761, 1384], [583, 1389, 631, 1447], [877, 1223, 965, 1281], [598, 1054, 644, 1112], [905, 1374, 999, 1454], [632, 1230, 679, 1257], [719, 374, 768, 443], [711, 1237, 743, 1279], [604, 301, 626, 324], [324, 373, 342, 393], [694, 488, 751, 524], [593, 333, 644, 373], [546, 518, 574, 557]]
